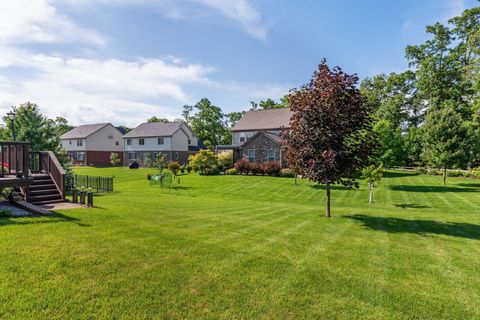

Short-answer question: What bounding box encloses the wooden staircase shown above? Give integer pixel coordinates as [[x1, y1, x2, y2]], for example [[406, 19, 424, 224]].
[[27, 174, 64, 205]]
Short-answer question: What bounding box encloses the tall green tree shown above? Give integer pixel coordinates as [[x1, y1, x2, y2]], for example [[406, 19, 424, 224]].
[[422, 106, 470, 185], [3, 102, 59, 152], [188, 98, 227, 149], [373, 119, 404, 168], [52, 117, 73, 138], [249, 96, 289, 110], [147, 116, 169, 123]]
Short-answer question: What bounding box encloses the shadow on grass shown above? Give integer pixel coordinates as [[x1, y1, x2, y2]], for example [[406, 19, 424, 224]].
[[311, 184, 351, 191], [345, 214, 480, 240], [383, 171, 419, 178], [0, 212, 90, 227], [395, 203, 431, 209], [458, 183, 480, 188], [389, 185, 477, 193]]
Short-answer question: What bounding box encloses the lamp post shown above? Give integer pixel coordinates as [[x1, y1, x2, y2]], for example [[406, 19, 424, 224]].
[[6, 111, 16, 141]]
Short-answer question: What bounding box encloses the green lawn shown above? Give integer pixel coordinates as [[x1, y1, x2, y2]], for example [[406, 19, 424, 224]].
[[1, 168, 480, 319]]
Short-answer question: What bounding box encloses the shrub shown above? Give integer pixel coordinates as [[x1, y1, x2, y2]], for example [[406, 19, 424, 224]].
[[0, 208, 12, 217], [263, 161, 281, 176], [110, 152, 122, 167], [179, 166, 185, 174], [200, 167, 220, 176], [447, 170, 464, 177], [218, 150, 233, 169], [225, 168, 238, 175], [280, 168, 295, 178], [186, 165, 192, 173], [234, 159, 250, 174], [167, 161, 181, 176], [146, 174, 152, 180], [415, 167, 427, 174], [249, 163, 264, 175], [188, 150, 218, 175]]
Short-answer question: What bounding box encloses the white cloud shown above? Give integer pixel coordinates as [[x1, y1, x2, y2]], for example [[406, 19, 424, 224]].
[[0, 0, 105, 46], [196, 0, 270, 41]]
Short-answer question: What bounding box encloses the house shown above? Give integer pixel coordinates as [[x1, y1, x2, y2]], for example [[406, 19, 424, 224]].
[[60, 123, 124, 166], [123, 122, 198, 166], [217, 108, 291, 166]]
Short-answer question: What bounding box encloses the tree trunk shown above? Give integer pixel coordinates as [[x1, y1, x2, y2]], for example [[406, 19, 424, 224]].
[[443, 165, 447, 186], [294, 174, 297, 185], [369, 181, 374, 206], [326, 183, 331, 218]]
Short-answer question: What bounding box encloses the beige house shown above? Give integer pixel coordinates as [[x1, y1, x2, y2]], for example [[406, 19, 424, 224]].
[[123, 122, 198, 165], [60, 123, 124, 166]]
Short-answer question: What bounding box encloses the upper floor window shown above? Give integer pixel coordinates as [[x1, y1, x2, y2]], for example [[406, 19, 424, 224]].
[[139, 138, 145, 145], [188, 139, 191, 145], [247, 149, 255, 163], [77, 139, 83, 147], [115, 141, 119, 146], [69, 140, 72, 145], [127, 139, 132, 145], [158, 137, 164, 145], [240, 132, 246, 143]]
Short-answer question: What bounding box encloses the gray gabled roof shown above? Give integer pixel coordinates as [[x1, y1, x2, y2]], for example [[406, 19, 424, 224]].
[[232, 108, 291, 131], [60, 123, 110, 140], [123, 122, 185, 138]]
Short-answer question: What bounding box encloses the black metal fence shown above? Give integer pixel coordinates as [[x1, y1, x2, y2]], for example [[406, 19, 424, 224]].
[[70, 174, 114, 193]]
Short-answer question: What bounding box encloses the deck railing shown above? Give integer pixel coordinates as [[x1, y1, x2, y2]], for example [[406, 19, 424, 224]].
[[0, 142, 29, 178]]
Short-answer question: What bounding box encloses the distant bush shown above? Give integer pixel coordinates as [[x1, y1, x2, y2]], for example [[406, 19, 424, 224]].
[[179, 165, 186, 174], [280, 168, 295, 178], [167, 161, 181, 176], [186, 165, 192, 173], [249, 163, 264, 175], [234, 159, 250, 174], [200, 167, 220, 176], [218, 150, 233, 169], [415, 167, 427, 174], [188, 150, 218, 175], [263, 161, 281, 176], [225, 168, 238, 175], [447, 170, 464, 177]]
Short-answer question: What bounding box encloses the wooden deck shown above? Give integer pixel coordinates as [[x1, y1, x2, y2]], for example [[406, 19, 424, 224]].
[[0, 175, 33, 188]]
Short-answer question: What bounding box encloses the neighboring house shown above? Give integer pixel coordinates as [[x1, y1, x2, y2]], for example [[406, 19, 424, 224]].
[[217, 108, 291, 166], [123, 122, 198, 166], [60, 123, 124, 166]]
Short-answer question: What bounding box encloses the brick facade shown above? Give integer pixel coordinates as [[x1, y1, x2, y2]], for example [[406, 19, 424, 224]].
[[235, 132, 285, 166]]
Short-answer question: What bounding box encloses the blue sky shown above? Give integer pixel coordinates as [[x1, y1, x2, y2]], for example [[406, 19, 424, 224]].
[[0, 0, 477, 126]]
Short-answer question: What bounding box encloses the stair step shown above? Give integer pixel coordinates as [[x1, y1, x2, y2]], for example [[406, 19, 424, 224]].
[[30, 184, 56, 190], [32, 175, 51, 180], [31, 199, 65, 205], [32, 179, 53, 184], [29, 194, 62, 202], [29, 189, 59, 196]]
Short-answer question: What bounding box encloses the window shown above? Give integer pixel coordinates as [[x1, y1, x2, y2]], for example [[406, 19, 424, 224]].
[[239, 132, 246, 143], [267, 149, 276, 161], [115, 141, 119, 146], [108, 135, 113, 139], [128, 152, 137, 160], [175, 152, 179, 160], [69, 140, 72, 145], [158, 137, 164, 145], [139, 138, 145, 145], [127, 139, 132, 145], [76, 139, 83, 147], [247, 149, 255, 163], [76, 152, 85, 161], [188, 139, 191, 145]]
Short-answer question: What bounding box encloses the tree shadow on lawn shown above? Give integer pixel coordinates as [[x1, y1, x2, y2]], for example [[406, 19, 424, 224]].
[[345, 214, 480, 240], [383, 171, 419, 178], [395, 203, 431, 209], [389, 185, 478, 193], [0, 212, 90, 227], [310, 184, 352, 191], [458, 183, 480, 188]]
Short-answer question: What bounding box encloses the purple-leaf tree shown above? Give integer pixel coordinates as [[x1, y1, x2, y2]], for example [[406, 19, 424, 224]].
[[284, 60, 376, 217]]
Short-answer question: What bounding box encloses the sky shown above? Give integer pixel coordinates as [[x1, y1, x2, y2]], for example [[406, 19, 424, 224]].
[[0, 0, 478, 127]]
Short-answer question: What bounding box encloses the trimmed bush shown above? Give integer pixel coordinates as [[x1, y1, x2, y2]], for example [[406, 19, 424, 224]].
[[234, 159, 250, 174], [225, 168, 238, 175], [249, 163, 264, 175], [280, 168, 295, 178], [263, 161, 281, 176], [200, 167, 220, 176], [167, 161, 181, 176]]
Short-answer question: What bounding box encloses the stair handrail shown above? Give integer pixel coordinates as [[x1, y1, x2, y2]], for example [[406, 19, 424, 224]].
[[45, 151, 66, 199]]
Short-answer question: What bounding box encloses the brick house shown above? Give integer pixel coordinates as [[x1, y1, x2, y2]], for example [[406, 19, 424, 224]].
[[216, 108, 291, 166], [60, 123, 124, 166], [123, 122, 198, 166]]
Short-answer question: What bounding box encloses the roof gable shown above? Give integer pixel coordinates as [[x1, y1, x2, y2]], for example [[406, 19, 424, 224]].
[[60, 123, 110, 140], [232, 108, 291, 131], [123, 122, 184, 138], [240, 130, 282, 148]]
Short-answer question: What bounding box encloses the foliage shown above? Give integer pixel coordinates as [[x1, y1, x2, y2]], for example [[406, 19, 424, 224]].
[[373, 119, 404, 168], [249, 163, 263, 175], [186, 165, 192, 174], [217, 150, 233, 169], [147, 116, 169, 123], [422, 106, 470, 185], [285, 60, 375, 217], [110, 152, 122, 167], [188, 150, 218, 175], [2, 102, 59, 152], [154, 153, 167, 171], [234, 159, 250, 174], [263, 161, 281, 176], [362, 164, 383, 206], [280, 168, 295, 178], [0, 207, 12, 217], [249, 97, 289, 110], [64, 163, 75, 191], [225, 168, 238, 175], [167, 161, 181, 176], [187, 98, 227, 149], [199, 167, 220, 176]]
